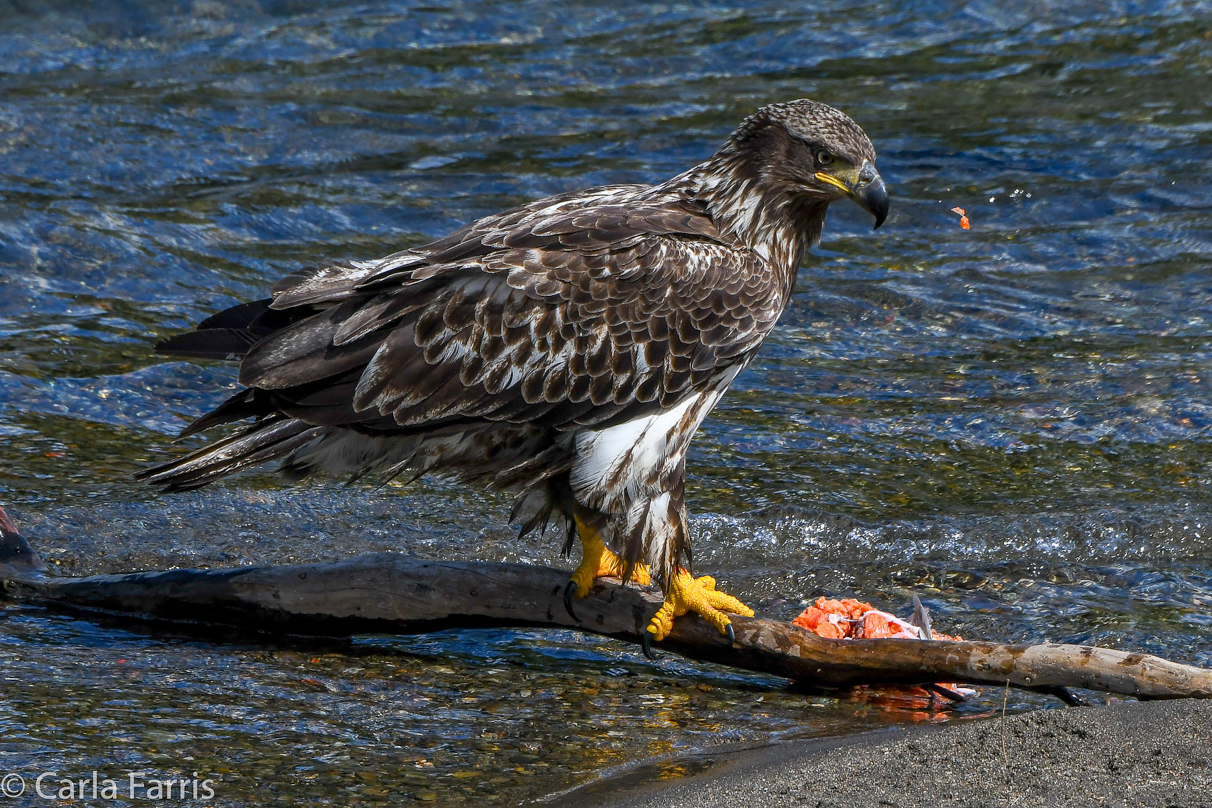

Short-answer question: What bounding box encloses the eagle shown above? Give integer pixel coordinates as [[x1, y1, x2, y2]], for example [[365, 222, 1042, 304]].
[[140, 99, 888, 653]]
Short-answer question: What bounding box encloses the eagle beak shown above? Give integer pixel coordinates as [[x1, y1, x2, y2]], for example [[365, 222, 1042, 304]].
[[815, 161, 889, 230], [860, 173, 889, 231]]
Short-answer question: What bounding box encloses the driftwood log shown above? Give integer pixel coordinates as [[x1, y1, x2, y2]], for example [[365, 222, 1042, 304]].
[[2, 506, 1210, 699]]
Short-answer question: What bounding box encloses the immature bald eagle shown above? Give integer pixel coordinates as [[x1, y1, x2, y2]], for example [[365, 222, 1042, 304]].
[[141, 99, 888, 649]]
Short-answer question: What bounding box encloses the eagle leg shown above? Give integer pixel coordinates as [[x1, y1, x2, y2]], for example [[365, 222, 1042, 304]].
[[564, 516, 651, 621], [644, 568, 754, 644]]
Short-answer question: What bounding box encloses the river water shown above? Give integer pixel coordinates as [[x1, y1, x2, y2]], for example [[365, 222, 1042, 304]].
[[1, 1, 1211, 805]]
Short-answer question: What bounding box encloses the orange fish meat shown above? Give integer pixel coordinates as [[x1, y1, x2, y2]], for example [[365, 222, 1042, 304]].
[[792, 596, 961, 641], [791, 597, 972, 709]]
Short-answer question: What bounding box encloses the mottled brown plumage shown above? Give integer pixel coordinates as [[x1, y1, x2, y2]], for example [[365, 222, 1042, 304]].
[[142, 98, 888, 589]]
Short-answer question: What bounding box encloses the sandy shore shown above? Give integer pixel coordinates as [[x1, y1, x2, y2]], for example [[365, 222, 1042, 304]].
[[573, 699, 1212, 808]]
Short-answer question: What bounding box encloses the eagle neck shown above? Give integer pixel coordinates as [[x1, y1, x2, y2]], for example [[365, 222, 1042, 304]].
[[674, 151, 830, 284]]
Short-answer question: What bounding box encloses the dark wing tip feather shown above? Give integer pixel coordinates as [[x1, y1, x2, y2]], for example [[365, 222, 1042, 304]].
[[195, 298, 275, 331], [155, 329, 261, 360], [156, 298, 303, 361], [176, 388, 268, 439]]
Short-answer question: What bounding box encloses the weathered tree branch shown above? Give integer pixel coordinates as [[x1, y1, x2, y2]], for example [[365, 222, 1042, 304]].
[[2, 506, 1209, 698]]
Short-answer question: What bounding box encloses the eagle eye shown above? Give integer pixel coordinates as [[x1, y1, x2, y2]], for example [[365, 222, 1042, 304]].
[[816, 151, 834, 167]]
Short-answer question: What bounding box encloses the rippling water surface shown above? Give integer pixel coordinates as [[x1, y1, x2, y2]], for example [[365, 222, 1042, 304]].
[[2, 1, 1211, 805]]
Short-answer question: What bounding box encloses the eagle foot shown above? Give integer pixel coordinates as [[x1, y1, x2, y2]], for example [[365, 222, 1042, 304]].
[[564, 522, 651, 622], [644, 568, 753, 644]]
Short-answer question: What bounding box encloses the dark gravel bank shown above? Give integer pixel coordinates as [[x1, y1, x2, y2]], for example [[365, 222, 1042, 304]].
[[578, 699, 1212, 808]]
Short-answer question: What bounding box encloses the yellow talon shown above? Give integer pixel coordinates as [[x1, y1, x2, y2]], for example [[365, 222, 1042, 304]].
[[567, 517, 651, 601], [645, 568, 754, 642]]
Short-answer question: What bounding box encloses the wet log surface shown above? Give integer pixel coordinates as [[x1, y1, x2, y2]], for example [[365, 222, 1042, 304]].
[[2, 506, 1210, 699]]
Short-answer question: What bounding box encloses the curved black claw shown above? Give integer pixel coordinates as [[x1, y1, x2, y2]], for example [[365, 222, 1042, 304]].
[[725, 623, 735, 645], [563, 580, 579, 622], [640, 630, 657, 660]]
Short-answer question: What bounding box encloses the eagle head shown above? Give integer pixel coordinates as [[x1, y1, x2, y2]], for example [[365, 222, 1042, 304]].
[[723, 99, 889, 231]]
